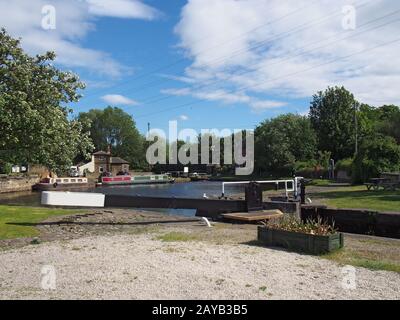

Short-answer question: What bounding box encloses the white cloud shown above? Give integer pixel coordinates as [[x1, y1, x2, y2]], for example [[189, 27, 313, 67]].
[[101, 94, 139, 105], [250, 100, 288, 113], [179, 115, 189, 121], [162, 88, 251, 104], [162, 87, 287, 113], [172, 0, 400, 108], [87, 0, 161, 20], [0, 0, 160, 77], [159, 74, 197, 84]]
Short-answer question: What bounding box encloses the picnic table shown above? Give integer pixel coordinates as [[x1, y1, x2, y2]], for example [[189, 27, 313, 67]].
[[365, 178, 399, 191]]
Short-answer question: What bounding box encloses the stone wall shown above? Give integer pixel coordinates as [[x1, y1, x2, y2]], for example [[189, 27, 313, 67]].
[[0, 175, 40, 193]]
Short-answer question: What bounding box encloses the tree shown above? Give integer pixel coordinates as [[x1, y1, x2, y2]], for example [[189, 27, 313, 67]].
[[352, 135, 400, 183], [78, 107, 146, 169], [309, 86, 359, 160], [255, 114, 317, 174], [356, 104, 400, 144], [376, 105, 400, 144], [0, 29, 93, 173]]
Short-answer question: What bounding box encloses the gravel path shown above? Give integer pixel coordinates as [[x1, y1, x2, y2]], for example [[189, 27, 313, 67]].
[[0, 234, 399, 300]]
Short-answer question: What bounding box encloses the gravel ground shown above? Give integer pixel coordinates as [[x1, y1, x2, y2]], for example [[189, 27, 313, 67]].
[[0, 233, 399, 300]]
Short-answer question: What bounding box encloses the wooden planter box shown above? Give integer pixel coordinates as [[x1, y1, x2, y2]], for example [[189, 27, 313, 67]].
[[257, 226, 344, 255]]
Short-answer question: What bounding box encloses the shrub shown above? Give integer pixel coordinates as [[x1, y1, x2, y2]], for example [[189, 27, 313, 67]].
[[336, 158, 353, 176], [294, 160, 328, 179], [294, 160, 317, 171], [0, 162, 12, 175]]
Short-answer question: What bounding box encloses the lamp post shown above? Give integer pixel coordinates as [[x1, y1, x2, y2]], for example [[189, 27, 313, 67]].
[[354, 102, 358, 156]]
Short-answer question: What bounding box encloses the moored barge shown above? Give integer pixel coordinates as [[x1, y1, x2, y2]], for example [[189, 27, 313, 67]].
[[33, 177, 89, 191], [99, 174, 175, 186]]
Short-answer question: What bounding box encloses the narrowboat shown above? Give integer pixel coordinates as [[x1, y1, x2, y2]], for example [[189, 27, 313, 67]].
[[33, 177, 89, 191], [99, 174, 175, 186]]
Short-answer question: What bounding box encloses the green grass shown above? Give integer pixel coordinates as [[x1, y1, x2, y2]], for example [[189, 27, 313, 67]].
[[0, 205, 83, 240], [308, 179, 334, 187], [312, 185, 400, 212], [323, 249, 400, 273], [156, 232, 198, 242]]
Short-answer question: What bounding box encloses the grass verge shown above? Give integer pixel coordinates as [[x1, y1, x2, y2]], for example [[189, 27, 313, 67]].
[[323, 249, 400, 273], [322, 233, 400, 273], [0, 205, 83, 240], [308, 179, 334, 187], [311, 185, 400, 212]]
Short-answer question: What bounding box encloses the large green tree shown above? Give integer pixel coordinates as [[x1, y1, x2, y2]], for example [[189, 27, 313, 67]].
[[0, 29, 93, 173], [352, 135, 400, 183], [309, 86, 360, 160], [376, 105, 400, 144], [255, 114, 317, 174], [78, 106, 146, 169]]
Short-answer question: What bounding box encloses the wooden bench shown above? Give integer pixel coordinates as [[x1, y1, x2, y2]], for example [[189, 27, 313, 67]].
[[222, 210, 284, 223]]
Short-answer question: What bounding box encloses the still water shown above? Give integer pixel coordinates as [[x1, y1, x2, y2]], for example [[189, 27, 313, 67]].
[[0, 182, 245, 217]]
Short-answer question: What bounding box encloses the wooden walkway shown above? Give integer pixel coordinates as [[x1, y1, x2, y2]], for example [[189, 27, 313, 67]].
[[222, 210, 283, 222]]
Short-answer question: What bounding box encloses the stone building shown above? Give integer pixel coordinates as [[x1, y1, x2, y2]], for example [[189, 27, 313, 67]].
[[78, 151, 130, 175]]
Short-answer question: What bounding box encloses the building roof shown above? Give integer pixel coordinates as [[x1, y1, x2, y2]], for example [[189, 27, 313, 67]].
[[93, 151, 110, 156], [111, 157, 129, 164]]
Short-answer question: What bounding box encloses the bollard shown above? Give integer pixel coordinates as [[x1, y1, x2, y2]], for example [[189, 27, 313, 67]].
[[245, 182, 263, 212], [300, 179, 306, 205]]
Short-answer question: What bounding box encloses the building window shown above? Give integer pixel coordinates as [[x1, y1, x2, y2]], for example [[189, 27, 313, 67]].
[[99, 167, 104, 173]]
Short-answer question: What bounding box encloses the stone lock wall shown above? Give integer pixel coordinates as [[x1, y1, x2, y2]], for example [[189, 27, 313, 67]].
[[0, 175, 40, 193]]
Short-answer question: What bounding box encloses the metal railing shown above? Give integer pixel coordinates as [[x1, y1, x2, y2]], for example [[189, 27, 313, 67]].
[[221, 177, 303, 198]]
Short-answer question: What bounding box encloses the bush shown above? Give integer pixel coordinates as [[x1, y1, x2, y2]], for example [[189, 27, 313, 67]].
[[336, 158, 353, 176], [294, 160, 317, 171], [294, 160, 328, 179], [0, 162, 12, 175]]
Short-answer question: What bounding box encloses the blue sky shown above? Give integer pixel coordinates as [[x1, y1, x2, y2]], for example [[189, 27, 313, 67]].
[[1, 0, 399, 134], [73, 0, 307, 134]]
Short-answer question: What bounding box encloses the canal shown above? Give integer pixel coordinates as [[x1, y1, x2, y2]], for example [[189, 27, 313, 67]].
[[0, 181, 245, 217]]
